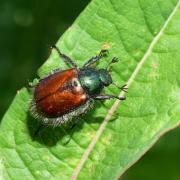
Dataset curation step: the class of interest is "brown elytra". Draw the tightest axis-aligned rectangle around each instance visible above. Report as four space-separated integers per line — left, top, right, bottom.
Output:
34 68 87 118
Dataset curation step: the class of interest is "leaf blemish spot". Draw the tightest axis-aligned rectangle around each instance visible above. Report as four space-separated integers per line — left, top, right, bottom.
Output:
151 62 158 69
153 30 158 35
85 132 96 139
149 62 159 80
133 50 141 58
101 135 112 145
42 155 51 162
35 170 41 176
102 42 110 49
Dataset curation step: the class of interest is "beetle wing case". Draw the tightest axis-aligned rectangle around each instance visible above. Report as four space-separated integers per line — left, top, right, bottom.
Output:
30 68 93 127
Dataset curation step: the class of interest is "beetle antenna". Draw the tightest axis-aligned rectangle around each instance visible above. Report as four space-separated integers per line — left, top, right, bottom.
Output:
106 57 119 70
112 83 128 93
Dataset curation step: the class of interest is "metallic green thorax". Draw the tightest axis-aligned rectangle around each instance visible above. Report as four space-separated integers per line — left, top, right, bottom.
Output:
78 68 112 96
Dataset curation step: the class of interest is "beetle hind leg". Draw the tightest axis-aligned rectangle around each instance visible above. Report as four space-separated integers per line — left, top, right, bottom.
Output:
94 95 126 101
51 45 78 68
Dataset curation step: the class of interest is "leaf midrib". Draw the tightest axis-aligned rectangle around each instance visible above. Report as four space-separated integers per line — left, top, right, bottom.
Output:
70 0 180 179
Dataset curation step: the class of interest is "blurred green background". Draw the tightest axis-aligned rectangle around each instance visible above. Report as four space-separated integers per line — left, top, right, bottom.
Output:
0 0 179 179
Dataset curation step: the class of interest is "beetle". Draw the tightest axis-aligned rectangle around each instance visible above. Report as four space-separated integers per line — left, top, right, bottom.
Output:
30 45 127 127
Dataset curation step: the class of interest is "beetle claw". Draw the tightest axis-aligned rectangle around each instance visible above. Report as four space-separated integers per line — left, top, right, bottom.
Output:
120 84 128 92
99 49 109 58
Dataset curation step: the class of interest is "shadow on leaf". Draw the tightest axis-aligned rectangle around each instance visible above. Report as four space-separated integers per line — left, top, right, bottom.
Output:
26 101 106 147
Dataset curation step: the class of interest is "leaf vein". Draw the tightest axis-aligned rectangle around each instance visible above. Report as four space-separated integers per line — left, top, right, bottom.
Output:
70 0 180 179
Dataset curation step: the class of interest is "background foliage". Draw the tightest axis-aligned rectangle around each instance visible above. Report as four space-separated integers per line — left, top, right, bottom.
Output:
0 0 179 179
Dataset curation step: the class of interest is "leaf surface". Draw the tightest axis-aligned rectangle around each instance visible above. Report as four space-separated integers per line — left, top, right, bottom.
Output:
1 0 180 179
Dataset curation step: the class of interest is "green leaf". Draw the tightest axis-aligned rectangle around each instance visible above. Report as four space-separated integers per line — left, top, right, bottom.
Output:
1 0 180 179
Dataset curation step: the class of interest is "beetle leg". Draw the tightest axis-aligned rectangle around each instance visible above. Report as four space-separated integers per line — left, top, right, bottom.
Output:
112 84 128 92
83 49 109 68
33 124 43 137
119 84 128 92
51 45 78 68
94 95 125 101
106 57 119 70
62 119 80 145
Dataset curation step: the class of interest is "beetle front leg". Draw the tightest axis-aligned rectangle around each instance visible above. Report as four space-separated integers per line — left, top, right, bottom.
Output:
51 45 78 68
94 95 125 101
82 49 109 68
